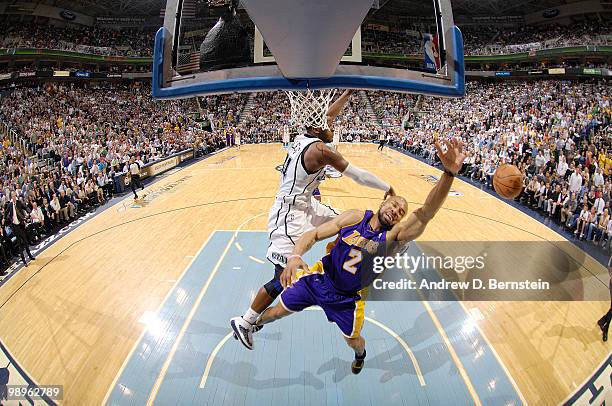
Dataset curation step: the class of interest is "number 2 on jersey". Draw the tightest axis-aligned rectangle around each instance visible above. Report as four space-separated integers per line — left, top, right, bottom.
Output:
342 248 362 275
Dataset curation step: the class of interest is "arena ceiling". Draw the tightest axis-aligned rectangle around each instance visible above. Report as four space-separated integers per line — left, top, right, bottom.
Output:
46 0 583 17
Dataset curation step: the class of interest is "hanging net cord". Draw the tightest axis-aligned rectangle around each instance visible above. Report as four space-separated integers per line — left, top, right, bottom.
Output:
284 89 337 131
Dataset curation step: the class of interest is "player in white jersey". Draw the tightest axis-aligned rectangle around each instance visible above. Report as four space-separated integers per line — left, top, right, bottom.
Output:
332 125 341 148
231 90 396 350
282 125 290 148
235 131 241 149
324 126 343 178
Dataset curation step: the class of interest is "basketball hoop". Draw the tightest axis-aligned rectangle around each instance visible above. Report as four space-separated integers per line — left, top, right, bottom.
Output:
284 89 337 130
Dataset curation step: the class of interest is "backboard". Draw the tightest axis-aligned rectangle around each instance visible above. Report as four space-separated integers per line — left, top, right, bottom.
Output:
152 0 464 99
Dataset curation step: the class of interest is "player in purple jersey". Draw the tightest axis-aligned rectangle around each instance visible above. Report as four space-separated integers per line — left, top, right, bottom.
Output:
231 90 397 351
251 138 466 374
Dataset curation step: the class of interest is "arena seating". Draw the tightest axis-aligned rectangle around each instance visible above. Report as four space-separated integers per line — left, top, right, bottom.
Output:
0 21 155 56
0 78 609 269
0 82 248 269
374 80 611 249
0 18 609 59
359 19 611 56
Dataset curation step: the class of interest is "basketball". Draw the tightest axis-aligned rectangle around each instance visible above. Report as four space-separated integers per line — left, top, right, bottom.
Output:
493 164 523 199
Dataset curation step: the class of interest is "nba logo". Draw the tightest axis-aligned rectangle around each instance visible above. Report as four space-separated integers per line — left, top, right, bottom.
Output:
423 33 441 71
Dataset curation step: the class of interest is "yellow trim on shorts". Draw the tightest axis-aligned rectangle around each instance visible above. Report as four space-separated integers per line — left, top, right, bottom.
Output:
349 300 365 338
349 288 367 338
294 260 325 280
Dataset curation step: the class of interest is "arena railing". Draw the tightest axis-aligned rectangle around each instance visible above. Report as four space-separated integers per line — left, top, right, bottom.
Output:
0 48 152 64
0 119 37 155
0 44 609 66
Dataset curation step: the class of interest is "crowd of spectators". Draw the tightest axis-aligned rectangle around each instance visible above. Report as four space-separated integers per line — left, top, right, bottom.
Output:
0 64 150 75
368 91 416 128
334 92 379 141
463 20 612 55
382 80 611 249
235 91 378 143
0 82 238 272
362 19 611 57
361 28 422 55
0 21 155 56
461 25 500 54
237 92 291 143
0 17 609 60
0 79 609 272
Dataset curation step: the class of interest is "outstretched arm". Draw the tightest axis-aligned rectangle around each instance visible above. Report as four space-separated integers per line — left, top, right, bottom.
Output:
388 139 465 242
304 142 396 199
326 89 354 122
388 172 454 242
280 209 364 288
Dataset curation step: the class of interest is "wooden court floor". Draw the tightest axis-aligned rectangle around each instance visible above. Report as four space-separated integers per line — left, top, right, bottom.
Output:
0 143 609 405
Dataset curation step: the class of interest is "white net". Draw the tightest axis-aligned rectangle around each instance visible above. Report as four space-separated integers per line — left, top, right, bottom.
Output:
284 89 337 131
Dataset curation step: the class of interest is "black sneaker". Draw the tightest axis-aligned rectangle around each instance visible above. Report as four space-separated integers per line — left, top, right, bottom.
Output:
351 349 366 375
598 316 607 329
598 318 610 342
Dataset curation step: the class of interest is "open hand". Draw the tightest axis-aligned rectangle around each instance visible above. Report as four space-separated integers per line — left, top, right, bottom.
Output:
434 138 466 176
280 256 309 288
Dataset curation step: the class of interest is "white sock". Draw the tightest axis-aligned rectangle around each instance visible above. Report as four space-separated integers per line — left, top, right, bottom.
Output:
243 308 260 325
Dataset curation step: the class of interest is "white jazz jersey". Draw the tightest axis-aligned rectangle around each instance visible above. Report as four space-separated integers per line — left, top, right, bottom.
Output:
267 134 339 266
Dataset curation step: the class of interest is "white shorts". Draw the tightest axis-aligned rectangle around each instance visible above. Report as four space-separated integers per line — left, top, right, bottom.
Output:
266 197 339 266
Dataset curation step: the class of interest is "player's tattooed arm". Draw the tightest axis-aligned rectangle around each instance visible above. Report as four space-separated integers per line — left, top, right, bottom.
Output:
389 139 465 242
280 210 364 288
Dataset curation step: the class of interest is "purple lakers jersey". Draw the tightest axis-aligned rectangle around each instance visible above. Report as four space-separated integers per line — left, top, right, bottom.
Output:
322 210 387 295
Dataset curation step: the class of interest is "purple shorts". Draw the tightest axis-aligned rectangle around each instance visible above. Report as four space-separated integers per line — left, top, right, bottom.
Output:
279 261 365 338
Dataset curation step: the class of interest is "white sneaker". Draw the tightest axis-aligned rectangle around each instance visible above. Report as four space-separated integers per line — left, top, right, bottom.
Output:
230 316 254 350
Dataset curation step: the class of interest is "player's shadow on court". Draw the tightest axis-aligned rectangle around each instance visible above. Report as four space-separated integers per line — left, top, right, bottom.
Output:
315 341 454 384
167 344 324 390
187 319 282 341
545 324 602 349
316 301 541 384
162 323 290 387
166 321 325 389
316 306 468 383
208 357 325 390
179 324 322 389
